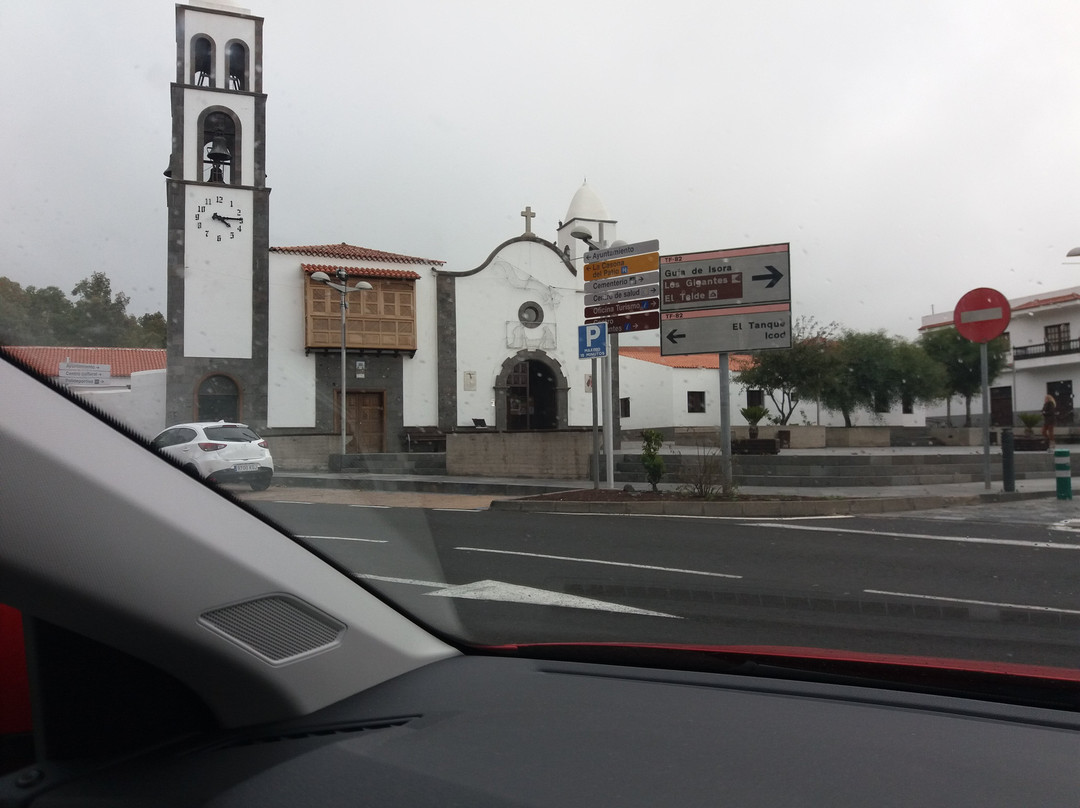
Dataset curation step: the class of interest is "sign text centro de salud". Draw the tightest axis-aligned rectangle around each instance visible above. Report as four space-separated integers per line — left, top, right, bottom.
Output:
659 242 792 356
583 240 661 333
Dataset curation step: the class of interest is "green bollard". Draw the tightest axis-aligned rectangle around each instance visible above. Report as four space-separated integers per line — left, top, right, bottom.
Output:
1055 448 1072 500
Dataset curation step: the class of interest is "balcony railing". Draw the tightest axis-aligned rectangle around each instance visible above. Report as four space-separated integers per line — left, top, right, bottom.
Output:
1013 338 1080 360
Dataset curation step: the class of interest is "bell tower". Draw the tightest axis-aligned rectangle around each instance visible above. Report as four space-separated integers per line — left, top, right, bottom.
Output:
165 1 270 428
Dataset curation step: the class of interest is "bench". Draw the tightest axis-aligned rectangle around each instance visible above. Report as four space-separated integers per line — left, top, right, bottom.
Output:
400 426 446 452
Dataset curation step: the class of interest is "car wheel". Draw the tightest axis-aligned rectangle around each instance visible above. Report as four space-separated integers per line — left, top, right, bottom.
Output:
250 474 272 492
183 463 201 478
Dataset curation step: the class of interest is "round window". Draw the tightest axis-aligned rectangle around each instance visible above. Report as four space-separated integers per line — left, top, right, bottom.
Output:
518 302 544 329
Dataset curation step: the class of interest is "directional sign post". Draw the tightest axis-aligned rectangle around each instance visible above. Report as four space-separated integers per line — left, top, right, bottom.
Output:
581 240 660 489
659 243 791 356
583 240 660 333
954 287 1012 491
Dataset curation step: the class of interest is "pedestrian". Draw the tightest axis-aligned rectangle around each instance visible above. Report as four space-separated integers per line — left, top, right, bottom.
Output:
1042 394 1056 447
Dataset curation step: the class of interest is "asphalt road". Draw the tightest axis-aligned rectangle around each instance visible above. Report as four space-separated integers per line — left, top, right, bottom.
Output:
248 497 1080 670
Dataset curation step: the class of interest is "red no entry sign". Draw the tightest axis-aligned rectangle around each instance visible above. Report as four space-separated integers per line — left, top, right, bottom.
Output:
954 287 1011 343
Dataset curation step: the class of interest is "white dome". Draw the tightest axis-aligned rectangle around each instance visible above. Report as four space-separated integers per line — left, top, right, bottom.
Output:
564 182 611 222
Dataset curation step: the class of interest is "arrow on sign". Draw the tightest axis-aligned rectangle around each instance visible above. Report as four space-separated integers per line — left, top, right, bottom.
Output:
751 265 783 288
666 329 686 345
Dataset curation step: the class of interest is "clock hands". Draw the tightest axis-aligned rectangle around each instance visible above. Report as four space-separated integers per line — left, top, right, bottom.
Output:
211 212 244 228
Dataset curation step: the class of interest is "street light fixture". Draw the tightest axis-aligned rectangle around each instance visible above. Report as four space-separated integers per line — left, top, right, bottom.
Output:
572 227 617 488
311 269 373 459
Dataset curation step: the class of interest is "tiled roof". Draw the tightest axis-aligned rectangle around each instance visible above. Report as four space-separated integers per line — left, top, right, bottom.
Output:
620 345 752 371
2 346 166 377
272 243 444 265
301 264 422 281
1012 292 1080 312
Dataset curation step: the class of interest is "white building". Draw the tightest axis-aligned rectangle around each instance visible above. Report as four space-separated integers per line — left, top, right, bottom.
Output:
921 286 1080 427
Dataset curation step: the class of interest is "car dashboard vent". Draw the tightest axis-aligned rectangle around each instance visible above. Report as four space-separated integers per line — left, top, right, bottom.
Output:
199 594 345 664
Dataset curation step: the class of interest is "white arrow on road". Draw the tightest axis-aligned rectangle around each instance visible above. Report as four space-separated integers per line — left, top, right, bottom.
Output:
358 574 679 618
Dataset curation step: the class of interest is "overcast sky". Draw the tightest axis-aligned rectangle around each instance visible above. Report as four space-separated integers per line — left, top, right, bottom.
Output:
3 0 1079 339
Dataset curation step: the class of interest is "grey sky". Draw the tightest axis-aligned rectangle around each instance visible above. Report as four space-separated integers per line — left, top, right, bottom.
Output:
2 0 1079 339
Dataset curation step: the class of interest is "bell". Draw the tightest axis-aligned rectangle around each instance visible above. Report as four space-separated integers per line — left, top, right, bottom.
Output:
207 134 231 165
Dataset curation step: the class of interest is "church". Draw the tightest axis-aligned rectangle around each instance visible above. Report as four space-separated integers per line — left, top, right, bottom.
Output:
164 1 648 465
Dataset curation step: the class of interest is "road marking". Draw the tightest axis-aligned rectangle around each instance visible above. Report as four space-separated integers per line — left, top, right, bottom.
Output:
296 534 388 543
752 522 1080 550
454 546 742 578
1051 519 1080 533
430 508 487 513
865 589 1080 616
347 504 390 509
360 574 445 588
358 574 678 618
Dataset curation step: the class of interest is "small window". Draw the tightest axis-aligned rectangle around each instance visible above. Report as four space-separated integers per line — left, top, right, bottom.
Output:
518 302 544 329
687 391 706 414
620 397 631 418
746 389 764 408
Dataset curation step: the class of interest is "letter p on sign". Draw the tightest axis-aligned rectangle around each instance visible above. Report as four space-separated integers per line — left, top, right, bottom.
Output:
578 322 608 359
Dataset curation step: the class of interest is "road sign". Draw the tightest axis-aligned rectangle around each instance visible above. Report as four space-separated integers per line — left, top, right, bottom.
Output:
584 297 659 319
583 239 660 264
58 361 111 385
578 322 608 358
583 252 660 283
659 242 791 355
584 284 660 307
583 240 661 332
583 270 659 296
954 287 1011 343
660 243 790 312
586 310 661 333
660 304 792 355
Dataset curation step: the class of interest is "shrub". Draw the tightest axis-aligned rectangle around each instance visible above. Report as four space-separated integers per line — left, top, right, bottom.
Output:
640 429 665 492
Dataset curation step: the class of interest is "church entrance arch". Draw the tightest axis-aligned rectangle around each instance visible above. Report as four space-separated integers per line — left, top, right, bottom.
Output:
494 352 568 431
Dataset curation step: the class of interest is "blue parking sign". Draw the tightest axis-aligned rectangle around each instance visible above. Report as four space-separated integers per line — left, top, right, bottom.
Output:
578 322 608 359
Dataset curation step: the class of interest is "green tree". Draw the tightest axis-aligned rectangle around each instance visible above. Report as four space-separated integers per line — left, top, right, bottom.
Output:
0 273 165 348
69 272 135 346
817 330 941 427
734 317 839 424
919 326 1009 426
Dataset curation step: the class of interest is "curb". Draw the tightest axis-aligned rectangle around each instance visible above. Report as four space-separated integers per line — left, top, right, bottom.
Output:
489 489 1055 518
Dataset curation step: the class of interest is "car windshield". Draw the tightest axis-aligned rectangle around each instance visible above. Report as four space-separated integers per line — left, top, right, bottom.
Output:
203 426 261 442
4 0 1080 686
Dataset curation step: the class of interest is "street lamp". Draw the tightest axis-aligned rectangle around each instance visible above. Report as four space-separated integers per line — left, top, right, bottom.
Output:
572 226 617 488
311 269 373 458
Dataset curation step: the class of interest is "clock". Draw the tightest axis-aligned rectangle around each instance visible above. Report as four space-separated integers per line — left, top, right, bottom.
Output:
192 192 246 244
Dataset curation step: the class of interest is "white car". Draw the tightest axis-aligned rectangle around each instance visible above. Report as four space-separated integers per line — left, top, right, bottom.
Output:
151 421 274 490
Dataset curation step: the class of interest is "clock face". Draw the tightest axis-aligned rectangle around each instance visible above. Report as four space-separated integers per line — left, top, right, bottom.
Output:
192 192 247 245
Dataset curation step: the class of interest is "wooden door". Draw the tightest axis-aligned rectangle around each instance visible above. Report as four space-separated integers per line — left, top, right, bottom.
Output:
336 391 385 452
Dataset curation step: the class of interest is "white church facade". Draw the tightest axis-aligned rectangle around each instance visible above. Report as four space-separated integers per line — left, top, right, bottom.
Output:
166 1 886 469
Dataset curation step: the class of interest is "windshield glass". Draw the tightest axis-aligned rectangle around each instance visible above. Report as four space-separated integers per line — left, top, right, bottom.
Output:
4 0 1080 680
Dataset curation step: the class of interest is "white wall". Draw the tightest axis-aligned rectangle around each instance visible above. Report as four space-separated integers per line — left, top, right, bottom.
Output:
266 252 317 427
78 369 167 440
402 267 439 426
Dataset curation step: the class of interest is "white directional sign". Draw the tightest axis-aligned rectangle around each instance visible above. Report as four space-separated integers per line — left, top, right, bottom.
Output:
660 242 791 355
661 305 791 354
58 361 111 385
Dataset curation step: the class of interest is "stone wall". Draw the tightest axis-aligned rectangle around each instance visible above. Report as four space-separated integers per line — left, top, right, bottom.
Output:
263 433 339 470
447 431 594 479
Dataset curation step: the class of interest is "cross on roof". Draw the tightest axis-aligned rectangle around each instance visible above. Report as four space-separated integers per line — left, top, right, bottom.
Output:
520 206 536 235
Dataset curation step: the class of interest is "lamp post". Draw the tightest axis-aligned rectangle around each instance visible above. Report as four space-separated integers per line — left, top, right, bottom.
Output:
311 270 373 458
572 225 618 489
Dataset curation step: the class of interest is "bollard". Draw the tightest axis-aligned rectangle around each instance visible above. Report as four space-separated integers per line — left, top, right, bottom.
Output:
1055 448 1072 500
1001 428 1015 493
